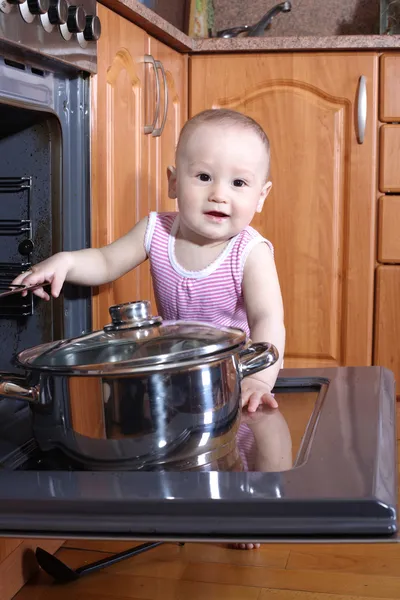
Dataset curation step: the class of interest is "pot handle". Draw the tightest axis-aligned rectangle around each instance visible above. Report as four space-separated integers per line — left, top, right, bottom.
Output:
0 374 39 404
238 342 279 379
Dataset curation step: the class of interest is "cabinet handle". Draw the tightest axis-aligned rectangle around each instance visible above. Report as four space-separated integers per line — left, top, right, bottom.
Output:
152 60 168 138
144 54 160 135
356 75 367 144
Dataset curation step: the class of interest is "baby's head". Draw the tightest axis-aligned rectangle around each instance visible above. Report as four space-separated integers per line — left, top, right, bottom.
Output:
168 109 272 242
176 109 270 179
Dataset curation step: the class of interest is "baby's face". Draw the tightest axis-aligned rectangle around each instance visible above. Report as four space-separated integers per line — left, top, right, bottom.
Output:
170 123 271 244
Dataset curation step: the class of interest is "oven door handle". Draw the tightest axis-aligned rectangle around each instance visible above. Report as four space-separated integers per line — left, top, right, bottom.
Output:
144 55 161 135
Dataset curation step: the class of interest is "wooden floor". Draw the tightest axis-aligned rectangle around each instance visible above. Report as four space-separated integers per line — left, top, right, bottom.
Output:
13 406 400 600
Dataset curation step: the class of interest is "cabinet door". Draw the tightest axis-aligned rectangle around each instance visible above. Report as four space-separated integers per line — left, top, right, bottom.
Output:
144 36 187 310
92 7 188 327
92 4 151 328
190 53 378 367
380 125 400 193
380 54 400 122
147 36 188 215
378 196 400 263
374 266 400 389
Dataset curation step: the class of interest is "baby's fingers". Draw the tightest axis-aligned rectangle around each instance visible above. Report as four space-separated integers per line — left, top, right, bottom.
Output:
50 272 66 298
261 392 278 409
20 277 45 297
32 287 51 301
11 270 32 288
246 392 262 413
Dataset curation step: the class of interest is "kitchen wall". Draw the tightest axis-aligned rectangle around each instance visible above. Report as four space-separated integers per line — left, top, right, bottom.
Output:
214 0 381 36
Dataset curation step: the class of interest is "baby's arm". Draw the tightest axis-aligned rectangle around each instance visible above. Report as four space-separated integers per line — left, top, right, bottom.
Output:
12 216 149 300
242 408 292 472
242 241 285 412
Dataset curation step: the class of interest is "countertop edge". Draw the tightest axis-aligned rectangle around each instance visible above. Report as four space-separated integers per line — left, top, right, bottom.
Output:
99 0 194 52
99 0 400 53
193 35 400 52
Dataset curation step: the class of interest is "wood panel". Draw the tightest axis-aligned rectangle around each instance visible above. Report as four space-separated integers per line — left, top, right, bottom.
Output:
374 265 400 387
0 538 21 564
0 539 62 600
190 53 378 368
380 125 400 193
145 35 187 310
378 196 400 263
147 35 187 215
92 6 188 326
14 535 400 600
380 54 400 122
91 4 149 329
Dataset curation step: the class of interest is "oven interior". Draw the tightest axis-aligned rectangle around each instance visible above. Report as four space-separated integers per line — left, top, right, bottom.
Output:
0 101 63 373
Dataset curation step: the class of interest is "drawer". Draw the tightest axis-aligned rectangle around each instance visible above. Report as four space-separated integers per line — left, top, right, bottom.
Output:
379 125 400 192
378 196 400 263
380 54 400 122
374 266 400 388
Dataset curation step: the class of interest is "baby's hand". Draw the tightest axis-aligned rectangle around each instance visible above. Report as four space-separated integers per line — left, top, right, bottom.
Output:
11 252 72 301
241 375 278 413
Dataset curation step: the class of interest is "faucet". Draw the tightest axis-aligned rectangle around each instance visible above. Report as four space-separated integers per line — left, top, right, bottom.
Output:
217 2 292 38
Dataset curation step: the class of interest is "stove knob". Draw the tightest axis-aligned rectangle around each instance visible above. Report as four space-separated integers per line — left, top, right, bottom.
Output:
48 0 67 24
67 5 86 33
27 0 49 14
83 15 101 41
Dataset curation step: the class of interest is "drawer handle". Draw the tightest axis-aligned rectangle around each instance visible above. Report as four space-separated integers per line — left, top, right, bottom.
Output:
152 60 168 138
144 54 160 135
357 75 367 144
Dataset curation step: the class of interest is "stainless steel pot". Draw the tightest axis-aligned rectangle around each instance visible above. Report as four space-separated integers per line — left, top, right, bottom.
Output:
0 301 279 470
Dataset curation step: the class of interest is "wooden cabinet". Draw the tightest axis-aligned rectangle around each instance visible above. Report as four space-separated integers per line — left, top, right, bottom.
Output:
379 125 400 192
190 53 378 368
147 36 185 216
374 267 400 388
91 4 187 329
378 196 400 263
380 54 400 121
375 54 400 388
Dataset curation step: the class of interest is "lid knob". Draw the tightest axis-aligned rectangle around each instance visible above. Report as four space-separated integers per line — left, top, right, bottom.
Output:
105 301 162 332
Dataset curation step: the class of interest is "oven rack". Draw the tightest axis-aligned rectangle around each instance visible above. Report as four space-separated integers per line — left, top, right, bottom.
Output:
0 262 33 317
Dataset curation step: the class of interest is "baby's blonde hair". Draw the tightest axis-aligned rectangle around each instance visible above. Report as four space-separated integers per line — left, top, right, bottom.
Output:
176 108 271 177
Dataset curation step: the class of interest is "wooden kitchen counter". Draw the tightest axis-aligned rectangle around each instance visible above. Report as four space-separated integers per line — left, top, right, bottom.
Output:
12 403 400 600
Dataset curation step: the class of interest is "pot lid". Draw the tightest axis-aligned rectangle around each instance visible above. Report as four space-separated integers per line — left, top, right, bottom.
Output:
17 301 246 374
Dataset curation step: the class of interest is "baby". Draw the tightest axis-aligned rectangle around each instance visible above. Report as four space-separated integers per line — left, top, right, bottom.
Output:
13 108 284 408
13 109 286 524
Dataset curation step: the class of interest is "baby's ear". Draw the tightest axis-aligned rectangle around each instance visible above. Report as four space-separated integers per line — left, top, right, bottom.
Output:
256 181 272 213
167 166 177 199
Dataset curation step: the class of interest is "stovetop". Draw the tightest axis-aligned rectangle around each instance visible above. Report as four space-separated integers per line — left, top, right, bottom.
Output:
0 367 397 543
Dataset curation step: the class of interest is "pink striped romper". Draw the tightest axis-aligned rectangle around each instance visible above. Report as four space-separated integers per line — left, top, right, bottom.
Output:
144 212 275 470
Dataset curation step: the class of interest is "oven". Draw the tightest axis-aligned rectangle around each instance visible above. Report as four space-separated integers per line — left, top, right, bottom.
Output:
0 0 398 552
0 366 398 544
0 0 99 458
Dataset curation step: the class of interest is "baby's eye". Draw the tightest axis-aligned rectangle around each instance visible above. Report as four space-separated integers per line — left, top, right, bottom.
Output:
233 179 246 188
197 173 211 182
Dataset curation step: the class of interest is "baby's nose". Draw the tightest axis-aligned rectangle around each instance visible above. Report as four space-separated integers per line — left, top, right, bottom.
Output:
209 184 227 203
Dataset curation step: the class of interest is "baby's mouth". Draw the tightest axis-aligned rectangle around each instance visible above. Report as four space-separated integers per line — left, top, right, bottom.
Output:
205 211 229 218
